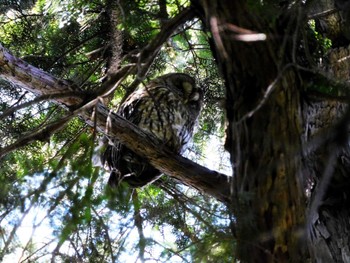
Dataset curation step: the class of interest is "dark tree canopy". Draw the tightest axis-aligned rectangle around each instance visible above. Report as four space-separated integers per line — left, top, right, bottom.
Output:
1 0 350 262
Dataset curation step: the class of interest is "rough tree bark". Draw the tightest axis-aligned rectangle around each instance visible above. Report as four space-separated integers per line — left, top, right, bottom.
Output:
193 0 350 262
304 97 350 262
305 1 350 261
194 0 306 262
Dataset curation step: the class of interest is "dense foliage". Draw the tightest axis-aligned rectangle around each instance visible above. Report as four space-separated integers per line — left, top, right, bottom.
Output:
0 0 232 262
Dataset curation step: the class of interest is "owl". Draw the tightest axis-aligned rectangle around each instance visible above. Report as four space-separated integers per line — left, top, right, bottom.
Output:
102 73 203 187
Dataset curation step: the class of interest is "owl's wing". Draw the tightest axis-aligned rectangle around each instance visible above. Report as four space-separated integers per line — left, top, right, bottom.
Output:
104 87 162 187
103 88 148 167
102 73 202 188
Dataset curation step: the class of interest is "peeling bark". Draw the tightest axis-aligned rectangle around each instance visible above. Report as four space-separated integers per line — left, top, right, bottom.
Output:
304 98 350 262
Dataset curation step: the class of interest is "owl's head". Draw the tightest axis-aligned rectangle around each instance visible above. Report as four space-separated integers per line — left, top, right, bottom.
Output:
156 73 203 116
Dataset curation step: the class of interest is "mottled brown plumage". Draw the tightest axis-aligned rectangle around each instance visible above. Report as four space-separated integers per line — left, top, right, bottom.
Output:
102 73 203 187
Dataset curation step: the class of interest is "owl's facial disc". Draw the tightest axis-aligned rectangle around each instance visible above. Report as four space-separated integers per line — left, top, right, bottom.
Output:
182 81 194 97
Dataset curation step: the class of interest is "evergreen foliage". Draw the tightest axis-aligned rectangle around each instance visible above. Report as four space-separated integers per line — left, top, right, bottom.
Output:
0 0 230 262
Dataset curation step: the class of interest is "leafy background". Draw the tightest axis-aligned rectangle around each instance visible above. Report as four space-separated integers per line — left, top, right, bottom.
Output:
0 0 234 262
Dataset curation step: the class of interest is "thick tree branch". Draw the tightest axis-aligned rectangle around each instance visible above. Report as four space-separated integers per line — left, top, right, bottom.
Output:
0 45 83 107
0 43 232 203
88 104 232 203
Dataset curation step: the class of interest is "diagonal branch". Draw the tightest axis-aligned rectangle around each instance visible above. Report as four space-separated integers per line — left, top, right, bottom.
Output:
0 113 73 159
87 103 232 203
0 18 232 203
0 92 83 120
0 45 82 107
93 7 196 99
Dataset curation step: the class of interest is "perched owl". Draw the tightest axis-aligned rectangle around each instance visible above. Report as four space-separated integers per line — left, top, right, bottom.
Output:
102 73 203 187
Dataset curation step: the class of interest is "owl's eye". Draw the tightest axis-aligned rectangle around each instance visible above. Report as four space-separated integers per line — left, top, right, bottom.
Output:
182 81 193 97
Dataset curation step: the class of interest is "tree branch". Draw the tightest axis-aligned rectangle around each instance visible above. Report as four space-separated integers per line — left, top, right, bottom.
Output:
0 44 82 107
0 114 73 159
93 7 196 99
0 43 232 203
0 92 83 120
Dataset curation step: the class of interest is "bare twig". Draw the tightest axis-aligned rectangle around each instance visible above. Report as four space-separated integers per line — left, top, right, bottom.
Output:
237 63 294 123
0 114 73 158
0 92 82 120
132 191 146 263
93 7 196 99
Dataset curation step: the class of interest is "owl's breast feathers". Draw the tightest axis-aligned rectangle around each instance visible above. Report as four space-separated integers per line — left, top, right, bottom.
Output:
103 73 202 187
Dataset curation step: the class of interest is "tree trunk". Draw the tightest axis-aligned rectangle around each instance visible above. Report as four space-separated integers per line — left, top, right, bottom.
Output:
195 1 307 261
304 69 350 262
195 0 350 261
303 0 350 256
